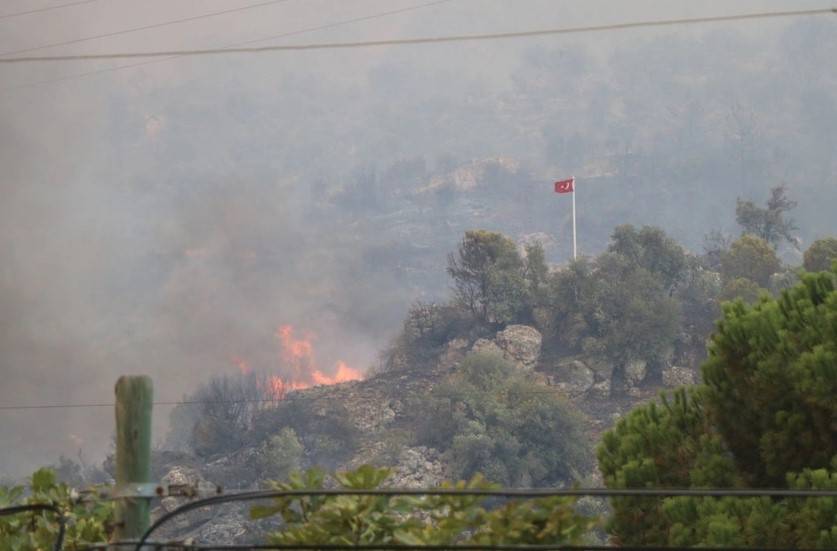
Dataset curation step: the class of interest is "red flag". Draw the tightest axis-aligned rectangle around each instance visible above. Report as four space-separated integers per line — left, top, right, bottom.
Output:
554 177 575 193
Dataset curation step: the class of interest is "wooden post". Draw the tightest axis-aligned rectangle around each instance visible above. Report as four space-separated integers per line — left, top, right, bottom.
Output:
112 376 153 546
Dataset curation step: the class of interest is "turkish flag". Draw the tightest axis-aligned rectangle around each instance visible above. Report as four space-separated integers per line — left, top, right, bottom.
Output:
554 177 574 193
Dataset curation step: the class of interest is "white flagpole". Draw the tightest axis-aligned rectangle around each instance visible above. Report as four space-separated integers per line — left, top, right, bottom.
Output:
572 176 577 260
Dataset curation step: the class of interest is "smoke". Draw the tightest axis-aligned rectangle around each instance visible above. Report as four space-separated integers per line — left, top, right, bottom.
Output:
1 0 836 477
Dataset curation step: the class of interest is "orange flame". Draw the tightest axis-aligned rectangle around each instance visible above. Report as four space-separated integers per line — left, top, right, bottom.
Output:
232 357 251 375
239 325 362 403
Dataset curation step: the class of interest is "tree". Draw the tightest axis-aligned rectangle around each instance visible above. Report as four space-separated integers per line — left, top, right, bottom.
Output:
259 428 304 480
583 253 681 367
447 230 526 325
703 267 837 483
803 237 837 272
735 184 798 248
719 277 762 304
522 241 550 317
252 465 595 548
544 258 596 353
702 230 732 271
608 225 688 291
419 352 591 487
598 266 837 547
719 234 781 287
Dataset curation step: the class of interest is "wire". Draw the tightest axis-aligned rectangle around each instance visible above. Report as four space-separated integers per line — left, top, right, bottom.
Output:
124 546 837 551
1 6 835 64
0 398 300 411
0 0 295 58
136 486 837 551
0 384 604 411
0 0 455 93
0 0 97 21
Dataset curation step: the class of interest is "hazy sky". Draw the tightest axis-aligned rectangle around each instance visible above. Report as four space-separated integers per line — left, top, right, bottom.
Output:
1 0 835 477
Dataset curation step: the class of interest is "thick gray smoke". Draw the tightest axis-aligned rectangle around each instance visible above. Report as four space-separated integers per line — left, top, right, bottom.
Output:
1 0 835 477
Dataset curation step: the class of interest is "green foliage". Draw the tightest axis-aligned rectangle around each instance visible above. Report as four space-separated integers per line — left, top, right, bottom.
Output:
720 234 781 287
804 237 837 272
384 301 473 371
546 256 681 368
674 259 722 350
253 465 596 547
598 388 739 545
735 184 798 248
581 253 681 365
608 224 688 291
719 276 763 304
254 395 359 470
0 468 113 551
259 428 304 481
447 230 527 325
420 352 591 486
599 266 837 547
703 267 837 484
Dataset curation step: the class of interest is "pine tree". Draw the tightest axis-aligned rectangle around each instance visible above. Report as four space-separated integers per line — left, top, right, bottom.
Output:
598 264 837 547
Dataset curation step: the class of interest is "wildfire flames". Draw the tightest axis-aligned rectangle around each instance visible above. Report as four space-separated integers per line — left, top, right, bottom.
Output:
233 324 363 401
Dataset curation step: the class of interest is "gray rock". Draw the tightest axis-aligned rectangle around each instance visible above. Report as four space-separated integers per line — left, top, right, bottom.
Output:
585 356 614 381
471 338 504 357
389 446 446 488
662 366 696 387
589 379 611 399
494 325 542 369
624 360 648 387
550 360 594 396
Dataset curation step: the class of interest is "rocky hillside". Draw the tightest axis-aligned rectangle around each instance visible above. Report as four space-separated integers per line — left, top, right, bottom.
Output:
145 322 698 542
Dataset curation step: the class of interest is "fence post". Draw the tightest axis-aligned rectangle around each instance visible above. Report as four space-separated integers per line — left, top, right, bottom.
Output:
112 376 153 548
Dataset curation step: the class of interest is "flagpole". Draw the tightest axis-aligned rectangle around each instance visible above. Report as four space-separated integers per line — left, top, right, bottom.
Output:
572 176 577 260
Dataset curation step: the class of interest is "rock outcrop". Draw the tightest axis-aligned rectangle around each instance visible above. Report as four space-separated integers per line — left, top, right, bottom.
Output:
389 447 446 488
662 366 697 387
549 359 595 396
493 325 542 369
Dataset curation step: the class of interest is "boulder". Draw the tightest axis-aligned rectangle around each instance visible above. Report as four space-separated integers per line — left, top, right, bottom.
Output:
471 338 504 357
153 466 214 534
494 325 542 369
589 379 611 399
438 338 469 371
662 366 697 387
389 446 446 488
550 360 595 396
584 356 614 382
624 359 648 387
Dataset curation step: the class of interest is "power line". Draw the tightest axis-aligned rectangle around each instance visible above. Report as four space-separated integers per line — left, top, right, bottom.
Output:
0 0 97 21
0 385 590 411
0 397 300 411
0 0 294 58
0 0 456 93
1 6 835 64
136 486 837 551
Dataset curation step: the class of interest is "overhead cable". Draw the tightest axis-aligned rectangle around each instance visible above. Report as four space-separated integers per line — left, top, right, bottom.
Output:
1 6 835 64
0 386 611 411
0 0 97 21
0 0 295 58
135 486 837 551
0 0 456 92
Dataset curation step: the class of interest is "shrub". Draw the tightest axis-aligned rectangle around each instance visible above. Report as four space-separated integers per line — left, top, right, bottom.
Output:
0 468 113 551
420 352 591 486
252 465 596 547
803 237 837 272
